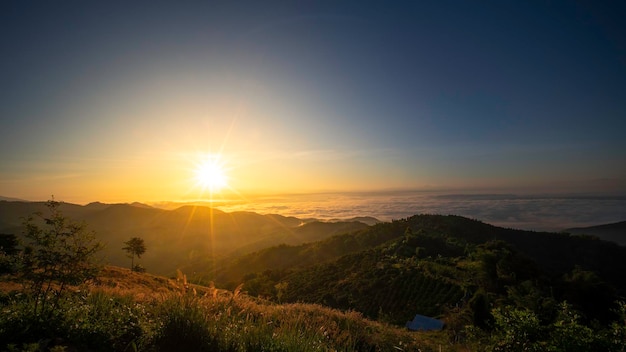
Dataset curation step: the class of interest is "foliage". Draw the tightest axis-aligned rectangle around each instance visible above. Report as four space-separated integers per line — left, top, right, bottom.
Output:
0 289 149 351
489 306 544 352
0 233 19 274
475 301 625 352
123 237 147 271
19 200 103 315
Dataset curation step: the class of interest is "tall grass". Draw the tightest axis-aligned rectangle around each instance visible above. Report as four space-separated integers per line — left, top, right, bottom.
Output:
150 293 435 352
1 287 441 351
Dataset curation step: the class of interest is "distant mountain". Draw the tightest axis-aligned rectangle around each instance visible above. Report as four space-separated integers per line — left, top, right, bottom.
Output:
130 201 154 209
85 202 112 211
0 196 28 202
148 200 230 210
0 200 370 275
328 216 380 226
565 221 626 246
226 220 369 257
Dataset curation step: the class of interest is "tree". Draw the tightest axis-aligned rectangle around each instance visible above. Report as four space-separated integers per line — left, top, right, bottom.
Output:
123 237 146 271
20 199 103 315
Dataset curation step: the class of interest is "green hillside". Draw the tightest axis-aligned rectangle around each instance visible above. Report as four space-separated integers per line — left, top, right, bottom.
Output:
209 215 626 332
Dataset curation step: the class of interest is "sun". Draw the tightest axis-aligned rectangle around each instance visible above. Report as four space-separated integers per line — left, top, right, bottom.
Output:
194 155 228 193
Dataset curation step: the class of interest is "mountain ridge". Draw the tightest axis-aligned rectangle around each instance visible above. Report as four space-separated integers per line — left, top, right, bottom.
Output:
565 220 626 246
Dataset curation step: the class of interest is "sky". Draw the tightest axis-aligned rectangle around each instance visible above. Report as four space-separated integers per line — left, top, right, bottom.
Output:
1 0 625 203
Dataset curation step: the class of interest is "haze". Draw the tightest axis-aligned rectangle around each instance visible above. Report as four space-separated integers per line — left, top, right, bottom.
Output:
1 1 625 204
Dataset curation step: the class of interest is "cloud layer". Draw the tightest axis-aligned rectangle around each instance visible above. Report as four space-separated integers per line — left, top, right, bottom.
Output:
216 192 626 232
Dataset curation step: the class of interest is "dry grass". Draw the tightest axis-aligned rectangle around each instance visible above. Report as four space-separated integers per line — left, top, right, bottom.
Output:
89 266 182 300
1 266 180 300
1 266 457 351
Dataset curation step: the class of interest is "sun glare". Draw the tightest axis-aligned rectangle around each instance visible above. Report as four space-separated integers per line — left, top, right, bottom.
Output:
194 155 228 193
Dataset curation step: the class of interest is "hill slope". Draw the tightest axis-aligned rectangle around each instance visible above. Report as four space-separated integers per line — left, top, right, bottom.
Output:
209 214 626 327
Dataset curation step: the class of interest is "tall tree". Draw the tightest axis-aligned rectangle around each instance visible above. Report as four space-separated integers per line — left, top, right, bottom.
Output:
123 237 146 271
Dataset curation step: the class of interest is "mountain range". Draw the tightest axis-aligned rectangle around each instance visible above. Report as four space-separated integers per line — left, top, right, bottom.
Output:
0 200 368 275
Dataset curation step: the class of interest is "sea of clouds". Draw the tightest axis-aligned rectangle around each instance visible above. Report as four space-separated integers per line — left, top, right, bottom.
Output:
216 191 626 232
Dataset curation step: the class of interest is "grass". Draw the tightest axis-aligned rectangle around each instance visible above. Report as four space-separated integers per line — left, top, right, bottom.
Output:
0 266 451 351
152 294 431 351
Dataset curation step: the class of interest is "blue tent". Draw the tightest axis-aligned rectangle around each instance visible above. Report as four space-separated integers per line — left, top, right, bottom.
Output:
405 314 445 331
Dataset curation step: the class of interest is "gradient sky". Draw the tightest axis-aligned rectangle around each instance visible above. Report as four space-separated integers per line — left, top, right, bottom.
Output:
1 1 625 203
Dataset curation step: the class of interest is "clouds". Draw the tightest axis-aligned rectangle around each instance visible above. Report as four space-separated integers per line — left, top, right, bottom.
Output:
217 192 626 232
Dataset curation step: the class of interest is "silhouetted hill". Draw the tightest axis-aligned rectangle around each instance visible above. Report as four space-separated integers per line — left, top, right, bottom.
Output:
85 201 112 210
329 216 381 226
565 221 626 246
0 201 371 275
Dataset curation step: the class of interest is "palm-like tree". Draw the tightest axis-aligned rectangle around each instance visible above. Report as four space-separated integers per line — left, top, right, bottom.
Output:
122 237 146 270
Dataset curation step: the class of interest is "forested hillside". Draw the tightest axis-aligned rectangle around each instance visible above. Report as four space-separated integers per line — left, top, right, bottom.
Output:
207 215 626 336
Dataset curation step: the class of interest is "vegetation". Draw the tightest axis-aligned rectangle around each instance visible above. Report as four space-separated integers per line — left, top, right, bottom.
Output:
1 205 625 351
123 237 147 272
0 267 438 351
1 266 623 351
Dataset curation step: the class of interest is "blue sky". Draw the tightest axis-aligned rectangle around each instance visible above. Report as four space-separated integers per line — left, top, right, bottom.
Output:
1 1 625 202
